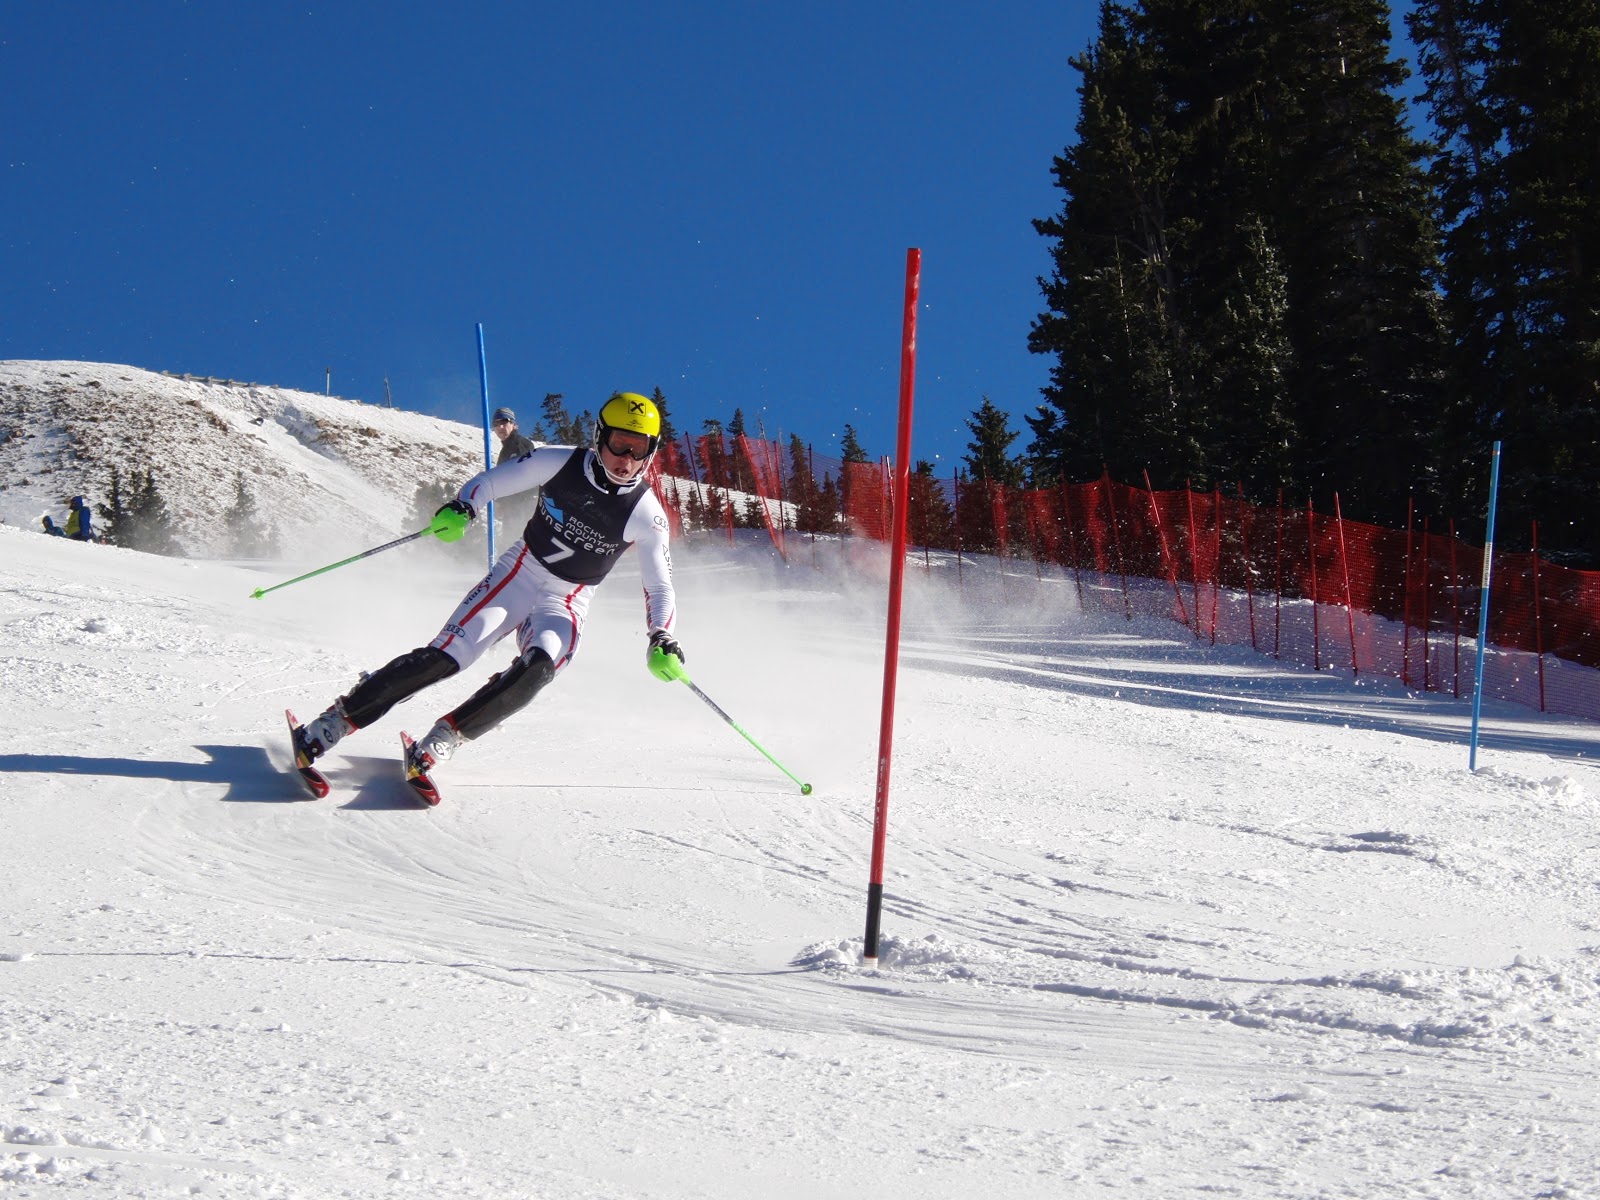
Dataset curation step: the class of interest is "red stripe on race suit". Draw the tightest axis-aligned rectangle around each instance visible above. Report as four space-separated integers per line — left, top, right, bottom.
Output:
641 586 674 633
439 544 529 654
555 583 586 671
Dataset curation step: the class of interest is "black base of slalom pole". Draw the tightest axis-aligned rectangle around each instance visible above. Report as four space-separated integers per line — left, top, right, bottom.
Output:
863 882 884 962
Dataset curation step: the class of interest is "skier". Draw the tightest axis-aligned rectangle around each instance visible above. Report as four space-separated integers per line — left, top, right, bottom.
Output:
290 392 685 802
40 515 66 537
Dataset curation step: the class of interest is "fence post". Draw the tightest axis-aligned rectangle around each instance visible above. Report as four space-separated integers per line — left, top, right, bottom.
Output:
990 480 1007 600
1185 481 1202 640
1027 492 1043 581
1208 485 1222 643
682 433 702 540
1334 493 1359 677
1402 496 1414 688
1236 483 1258 652
806 444 819 569
1531 520 1547 712
1308 500 1321 671
773 436 791 538
1469 441 1504 771
1144 469 1192 628
953 469 965 590
1104 469 1131 621
1062 480 1086 609
838 453 850 570
1449 519 1462 698
1274 488 1285 659
920 475 933 572
1422 518 1432 692
723 438 736 546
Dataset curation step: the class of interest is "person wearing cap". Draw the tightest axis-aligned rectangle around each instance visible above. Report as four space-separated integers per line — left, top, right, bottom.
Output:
290 391 685 801
64 496 96 542
489 407 539 537
491 407 535 465
41 515 66 537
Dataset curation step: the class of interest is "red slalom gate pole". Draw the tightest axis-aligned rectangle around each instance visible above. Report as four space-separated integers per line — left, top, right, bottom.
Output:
863 248 920 964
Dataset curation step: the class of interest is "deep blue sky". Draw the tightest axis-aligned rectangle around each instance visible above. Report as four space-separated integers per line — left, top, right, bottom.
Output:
3 3 1420 470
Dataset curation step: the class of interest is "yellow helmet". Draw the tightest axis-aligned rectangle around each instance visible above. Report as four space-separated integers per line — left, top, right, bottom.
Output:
596 392 661 440
592 392 662 482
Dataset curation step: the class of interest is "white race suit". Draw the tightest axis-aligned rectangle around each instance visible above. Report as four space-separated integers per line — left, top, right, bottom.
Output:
429 445 676 679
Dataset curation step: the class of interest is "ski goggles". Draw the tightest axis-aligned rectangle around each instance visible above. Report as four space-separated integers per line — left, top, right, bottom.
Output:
600 427 653 461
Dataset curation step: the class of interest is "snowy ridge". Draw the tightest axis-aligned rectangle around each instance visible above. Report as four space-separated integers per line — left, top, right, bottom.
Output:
0 360 484 553
4 522 1600 1196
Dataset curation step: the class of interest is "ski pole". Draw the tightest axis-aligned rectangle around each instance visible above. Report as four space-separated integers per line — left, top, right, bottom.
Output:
679 675 812 795
248 527 433 599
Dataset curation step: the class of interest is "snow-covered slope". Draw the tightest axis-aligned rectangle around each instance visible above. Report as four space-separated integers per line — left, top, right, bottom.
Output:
0 360 484 554
4 522 1599 1197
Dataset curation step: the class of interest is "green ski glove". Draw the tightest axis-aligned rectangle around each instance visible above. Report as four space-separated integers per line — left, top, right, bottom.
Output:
647 630 687 682
429 500 474 543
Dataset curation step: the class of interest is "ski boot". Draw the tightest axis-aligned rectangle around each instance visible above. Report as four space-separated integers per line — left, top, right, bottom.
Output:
401 720 462 808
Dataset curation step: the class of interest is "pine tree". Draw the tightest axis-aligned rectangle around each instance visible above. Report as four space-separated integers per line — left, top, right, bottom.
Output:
128 469 181 556
1258 0 1446 523
97 465 131 547
815 472 842 534
700 419 729 488
910 461 956 550
786 435 810 527
741 493 767 530
727 408 755 492
684 486 706 533
573 407 596 445
954 469 1000 554
1411 0 1600 561
963 397 1026 487
1032 0 1445 521
1200 214 1298 499
542 393 591 446
1029 3 1199 489
222 472 275 558
839 424 870 464
703 485 726 531
651 387 676 445
787 435 821 532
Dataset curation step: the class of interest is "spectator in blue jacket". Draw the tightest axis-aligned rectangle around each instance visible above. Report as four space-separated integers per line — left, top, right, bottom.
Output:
64 495 95 542
41 515 66 537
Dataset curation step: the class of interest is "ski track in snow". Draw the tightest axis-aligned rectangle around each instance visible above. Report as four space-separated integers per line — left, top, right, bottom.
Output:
4 525 1600 1198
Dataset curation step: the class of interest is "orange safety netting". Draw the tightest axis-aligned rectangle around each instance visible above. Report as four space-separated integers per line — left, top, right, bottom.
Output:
650 442 1600 722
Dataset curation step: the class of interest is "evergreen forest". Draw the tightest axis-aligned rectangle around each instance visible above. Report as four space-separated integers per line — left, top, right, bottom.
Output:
1025 0 1599 566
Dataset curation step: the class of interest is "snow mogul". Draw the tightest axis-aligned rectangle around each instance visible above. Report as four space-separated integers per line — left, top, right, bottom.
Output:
289 391 684 803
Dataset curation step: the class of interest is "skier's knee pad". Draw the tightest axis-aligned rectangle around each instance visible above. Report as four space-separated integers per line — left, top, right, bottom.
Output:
448 648 556 741
343 645 460 728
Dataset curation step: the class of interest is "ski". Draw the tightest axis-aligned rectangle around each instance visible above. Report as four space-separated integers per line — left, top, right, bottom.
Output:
400 731 442 807
285 709 330 799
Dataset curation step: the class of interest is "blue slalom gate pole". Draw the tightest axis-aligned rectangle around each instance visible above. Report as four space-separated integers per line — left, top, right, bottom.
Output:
477 323 495 567
1468 441 1503 771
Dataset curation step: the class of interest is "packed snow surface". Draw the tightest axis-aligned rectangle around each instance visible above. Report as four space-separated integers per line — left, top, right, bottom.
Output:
3 525 1599 1198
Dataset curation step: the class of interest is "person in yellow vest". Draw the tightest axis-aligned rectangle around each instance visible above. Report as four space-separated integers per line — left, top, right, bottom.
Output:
63 496 96 542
